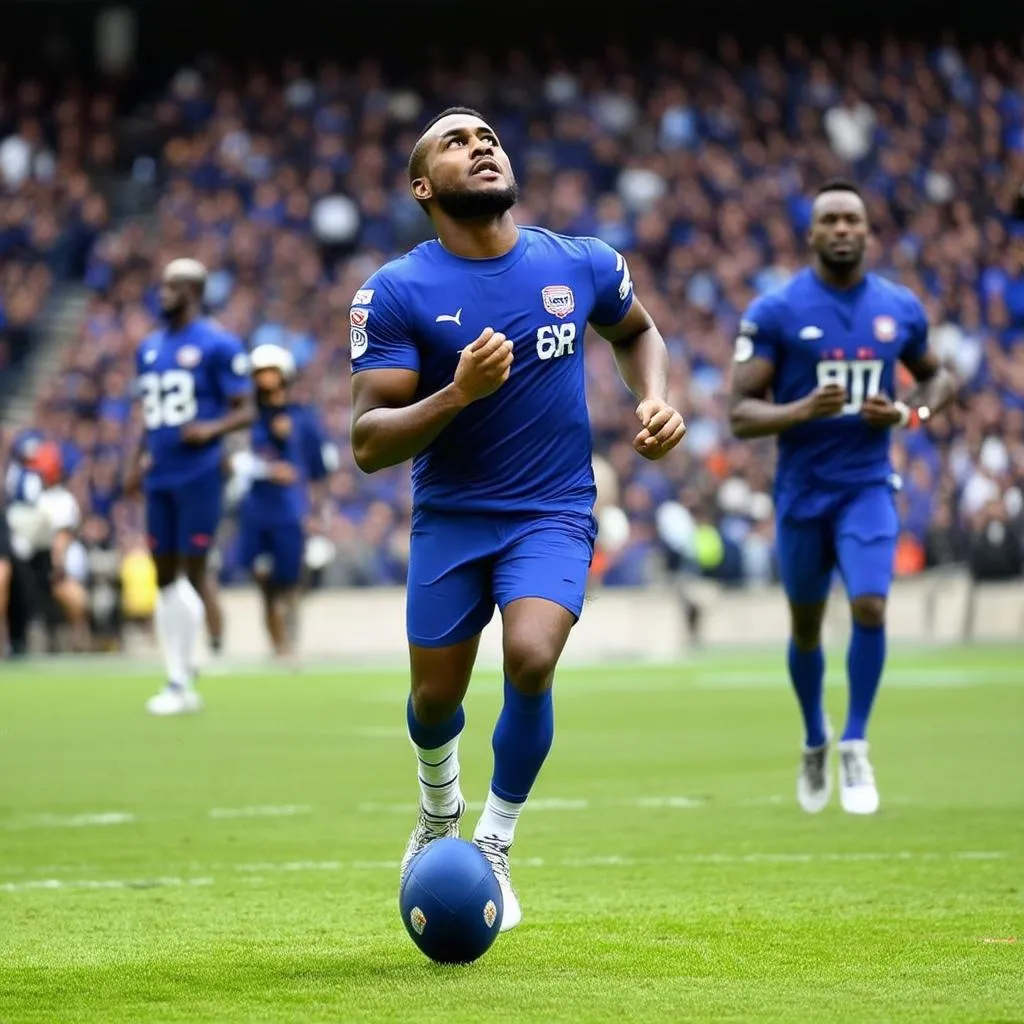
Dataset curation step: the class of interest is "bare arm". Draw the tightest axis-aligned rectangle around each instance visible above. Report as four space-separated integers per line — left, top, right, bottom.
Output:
901 350 958 418
860 349 959 428
182 392 256 445
592 298 685 460
591 299 668 402
350 369 469 474
351 327 514 474
729 357 845 438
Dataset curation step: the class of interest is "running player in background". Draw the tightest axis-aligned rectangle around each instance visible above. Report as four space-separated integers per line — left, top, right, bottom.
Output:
729 179 957 815
124 259 254 715
349 107 686 930
231 343 337 664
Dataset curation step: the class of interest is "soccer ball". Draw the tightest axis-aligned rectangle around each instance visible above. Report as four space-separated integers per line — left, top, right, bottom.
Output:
399 838 503 964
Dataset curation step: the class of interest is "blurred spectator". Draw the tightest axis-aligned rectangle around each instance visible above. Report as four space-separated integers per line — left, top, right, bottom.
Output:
10 37 1024 598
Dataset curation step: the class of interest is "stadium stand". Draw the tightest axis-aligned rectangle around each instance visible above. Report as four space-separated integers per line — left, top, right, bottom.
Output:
6 38 1024 630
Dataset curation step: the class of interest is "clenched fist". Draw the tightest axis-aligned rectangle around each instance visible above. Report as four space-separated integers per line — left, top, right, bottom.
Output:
453 327 514 404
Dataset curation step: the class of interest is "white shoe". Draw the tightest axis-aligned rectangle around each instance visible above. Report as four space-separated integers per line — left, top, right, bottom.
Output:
475 834 522 932
797 736 832 814
146 684 203 716
838 739 880 815
400 799 466 881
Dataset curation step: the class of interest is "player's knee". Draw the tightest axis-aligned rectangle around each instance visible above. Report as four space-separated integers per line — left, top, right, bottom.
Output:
789 604 825 650
851 595 886 629
154 557 177 590
409 680 461 726
503 639 559 696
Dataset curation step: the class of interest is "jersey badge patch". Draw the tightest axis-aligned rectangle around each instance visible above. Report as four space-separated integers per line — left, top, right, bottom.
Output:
177 345 202 368
873 315 897 342
542 285 575 319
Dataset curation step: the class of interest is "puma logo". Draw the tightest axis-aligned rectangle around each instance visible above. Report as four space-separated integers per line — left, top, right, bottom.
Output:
435 309 463 325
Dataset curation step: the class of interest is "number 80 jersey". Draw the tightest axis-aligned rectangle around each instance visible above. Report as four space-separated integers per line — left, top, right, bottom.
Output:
135 319 252 487
736 267 929 510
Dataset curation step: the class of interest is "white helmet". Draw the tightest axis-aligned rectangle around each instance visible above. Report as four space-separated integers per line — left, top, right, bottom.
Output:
249 343 296 382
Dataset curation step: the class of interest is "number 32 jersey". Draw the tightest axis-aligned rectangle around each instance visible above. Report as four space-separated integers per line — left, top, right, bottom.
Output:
135 319 251 487
349 227 634 516
736 267 929 516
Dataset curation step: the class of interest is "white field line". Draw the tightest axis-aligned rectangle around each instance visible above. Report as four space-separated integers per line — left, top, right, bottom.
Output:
207 805 311 819
0 850 1009 893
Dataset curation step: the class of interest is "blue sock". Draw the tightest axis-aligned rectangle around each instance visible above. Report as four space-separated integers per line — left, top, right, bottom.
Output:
843 623 886 742
490 679 554 803
787 641 827 748
406 696 464 749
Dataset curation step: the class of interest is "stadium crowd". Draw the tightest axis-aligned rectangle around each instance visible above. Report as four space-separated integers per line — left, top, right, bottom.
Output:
3 35 1024 650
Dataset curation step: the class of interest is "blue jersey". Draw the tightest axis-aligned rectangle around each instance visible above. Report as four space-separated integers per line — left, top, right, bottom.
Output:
242 403 335 525
738 268 929 517
349 227 634 515
135 319 251 487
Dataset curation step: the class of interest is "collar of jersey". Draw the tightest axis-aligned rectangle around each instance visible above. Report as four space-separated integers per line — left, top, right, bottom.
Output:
428 228 530 274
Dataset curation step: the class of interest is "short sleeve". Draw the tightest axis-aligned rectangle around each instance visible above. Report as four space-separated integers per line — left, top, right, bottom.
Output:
586 237 635 326
348 275 420 374
734 294 784 366
900 294 930 366
215 332 253 398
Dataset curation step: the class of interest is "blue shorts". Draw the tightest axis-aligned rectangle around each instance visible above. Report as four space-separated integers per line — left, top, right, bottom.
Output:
145 467 223 559
239 519 304 587
407 511 597 648
777 483 898 605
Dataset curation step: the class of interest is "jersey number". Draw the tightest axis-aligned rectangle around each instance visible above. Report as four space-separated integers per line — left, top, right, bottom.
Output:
816 359 883 415
139 370 198 429
536 322 577 361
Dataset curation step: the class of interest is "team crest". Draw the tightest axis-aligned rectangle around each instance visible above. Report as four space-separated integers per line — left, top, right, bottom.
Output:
542 285 575 319
177 345 202 368
873 315 898 342
350 307 369 328
483 900 498 929
409 907 427 935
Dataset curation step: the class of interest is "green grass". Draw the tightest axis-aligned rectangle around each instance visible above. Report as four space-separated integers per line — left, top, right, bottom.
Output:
1 645 1022 1023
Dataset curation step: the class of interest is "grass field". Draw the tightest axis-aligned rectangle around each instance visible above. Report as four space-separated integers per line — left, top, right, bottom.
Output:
1 645 1022 1023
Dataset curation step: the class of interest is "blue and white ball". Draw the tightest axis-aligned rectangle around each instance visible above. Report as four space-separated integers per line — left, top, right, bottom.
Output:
399 838 503 964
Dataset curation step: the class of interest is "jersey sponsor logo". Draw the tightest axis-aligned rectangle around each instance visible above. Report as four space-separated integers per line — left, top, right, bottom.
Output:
541 285 575 319
738 319 758 337
350 307 369 327
799 325 824 341
353 289 374 305
350 326 368 359
873 315 897 342
177 345 202 368
733 336 755 362
434 308 462 325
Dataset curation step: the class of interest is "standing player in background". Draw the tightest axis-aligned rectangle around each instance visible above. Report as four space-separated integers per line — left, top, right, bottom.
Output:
729 180 957 815
349 107 686 930
124 259 255 715
231 343 337 664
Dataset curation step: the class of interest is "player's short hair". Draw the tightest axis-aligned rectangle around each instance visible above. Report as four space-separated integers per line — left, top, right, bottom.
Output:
815 178 865 202
407 106 488 185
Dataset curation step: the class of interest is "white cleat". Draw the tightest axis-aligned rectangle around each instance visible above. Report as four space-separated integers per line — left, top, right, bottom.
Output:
399 799 466 881
838 739 880 815
146 684 203 716
797 738 832 814
475 835 522 932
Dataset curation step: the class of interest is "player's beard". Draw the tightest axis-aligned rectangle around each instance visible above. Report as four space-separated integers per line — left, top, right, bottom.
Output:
433 181 519 220
819 241 866 275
